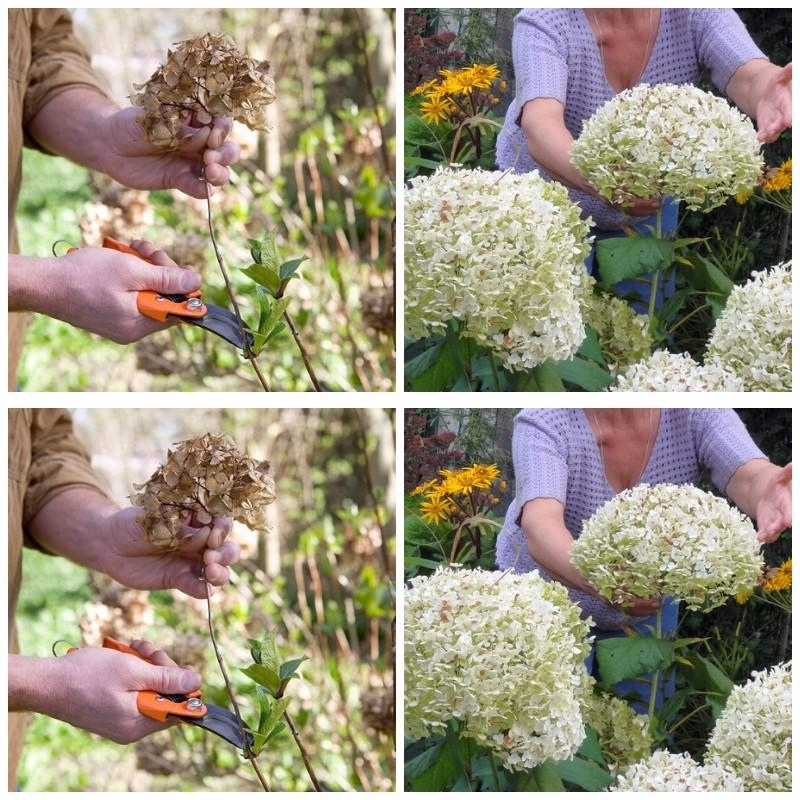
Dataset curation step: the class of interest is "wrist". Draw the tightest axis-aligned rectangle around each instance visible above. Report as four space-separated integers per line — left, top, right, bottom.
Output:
9 254 63 314
9 654 63 714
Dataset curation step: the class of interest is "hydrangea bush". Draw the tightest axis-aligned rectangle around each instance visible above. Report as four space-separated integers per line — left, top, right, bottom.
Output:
571 83 763 211
583 692 652 773
404 566 592 770
610 750 743 792
405 167 592 371
571 483 763 611
610 350 744 392
706 662 792 791
706 262 792 392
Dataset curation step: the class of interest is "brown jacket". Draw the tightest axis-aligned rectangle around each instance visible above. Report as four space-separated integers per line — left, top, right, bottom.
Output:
9 9 109 387
9 409 108 789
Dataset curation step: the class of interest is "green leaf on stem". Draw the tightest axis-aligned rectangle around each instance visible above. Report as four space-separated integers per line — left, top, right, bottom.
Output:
279 256 308 282
555 356 612 391
248 237 262 265
680 652 734 700
405 737 445 780
260 230 279 273
279 655 309 681
532 760 566 791
244 263 281 295
553 756 612 790
242 663 281 695
596 236 674 288
596 636 674 688
577 326 605 364
248 637 263 665
577 726 606 765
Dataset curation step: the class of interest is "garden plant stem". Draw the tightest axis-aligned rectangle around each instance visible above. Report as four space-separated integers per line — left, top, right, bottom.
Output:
647 603 664 724
201 168 271 392
280 308 322 391
647 205 663 323
280 708 323 791
488 751 501 791
202 571 271 791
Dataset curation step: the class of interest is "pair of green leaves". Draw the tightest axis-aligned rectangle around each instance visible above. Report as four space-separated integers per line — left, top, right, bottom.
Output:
244 232 308 356
242 631 308 755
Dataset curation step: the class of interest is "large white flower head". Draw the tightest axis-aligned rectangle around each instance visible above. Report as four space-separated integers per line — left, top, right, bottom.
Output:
610 350 744 392
706 262 792 392
583 691 652 774
404 566 592 770
404 166 592 371
706 661 792 791
571 83 763 211
570 483 763 611
610 750 743 791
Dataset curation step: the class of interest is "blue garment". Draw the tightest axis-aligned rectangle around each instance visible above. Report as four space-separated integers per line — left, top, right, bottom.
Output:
585 198 679 313
584 597 679 715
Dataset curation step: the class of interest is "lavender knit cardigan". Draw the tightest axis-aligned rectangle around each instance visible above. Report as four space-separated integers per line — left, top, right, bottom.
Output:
495 409 765 629
496 8 765 230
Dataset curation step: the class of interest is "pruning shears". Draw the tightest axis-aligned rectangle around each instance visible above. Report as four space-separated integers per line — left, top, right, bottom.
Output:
69 237 254 351
65 637 254 751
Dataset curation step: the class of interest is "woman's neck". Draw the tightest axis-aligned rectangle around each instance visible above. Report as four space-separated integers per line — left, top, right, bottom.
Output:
585 408 652 429
589 8 650 28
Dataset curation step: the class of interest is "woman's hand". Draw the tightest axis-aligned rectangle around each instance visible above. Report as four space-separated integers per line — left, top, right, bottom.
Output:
100 507 240 598
615 595 663 618
755 63 792 143
10 642 199 743
755 463 792 543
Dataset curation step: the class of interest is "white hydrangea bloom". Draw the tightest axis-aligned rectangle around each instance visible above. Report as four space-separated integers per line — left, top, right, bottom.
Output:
571 83 763 211
706 262 792 392
706 662 792 791
610 350 744 392
570 483 763 611
404 566 592 771
405 166 592 371
611 750 744 791
583 692 652 774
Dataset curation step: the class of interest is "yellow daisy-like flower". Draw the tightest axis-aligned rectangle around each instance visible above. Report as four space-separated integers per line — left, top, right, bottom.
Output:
762 158 792 193
439 471 472 496
411 78 439 97
467 463 501 489
734 586 754 605
762 558 792 592
468 63 501 89
419 94 455 124
419 495 456 524
411 478 439 497
735 186 755 205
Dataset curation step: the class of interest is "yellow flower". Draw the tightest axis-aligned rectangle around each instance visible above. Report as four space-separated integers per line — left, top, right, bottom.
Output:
762 558 792 592
761 158 792 193
411 478 439 497
411 78 439 97
419 94 455 124
467 463 501 489
735 586 754 605
735 186 755 205
467 63 501 89
419 495 455 524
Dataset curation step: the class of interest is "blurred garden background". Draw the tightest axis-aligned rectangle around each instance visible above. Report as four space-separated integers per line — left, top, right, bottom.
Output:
17 408 395 791
404 406 791 783
404 9 791 391
17 8 395 391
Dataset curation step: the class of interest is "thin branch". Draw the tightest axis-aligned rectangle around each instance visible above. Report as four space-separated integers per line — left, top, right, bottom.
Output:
281 709 323 792
201 168 271 391
202 571 271 791
281 309 323 391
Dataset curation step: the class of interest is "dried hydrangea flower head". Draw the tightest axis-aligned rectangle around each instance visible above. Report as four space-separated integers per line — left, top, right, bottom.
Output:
405 566 592 771
611 750 743 791
706 262 792 392
571 483 763 611
131 433 276 549
405 166 592 371
610 349 744 392
131 33 276 149
706 661 792 791
571 83 763 211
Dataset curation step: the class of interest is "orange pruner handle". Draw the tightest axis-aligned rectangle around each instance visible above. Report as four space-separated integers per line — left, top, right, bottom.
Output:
66 636 207 723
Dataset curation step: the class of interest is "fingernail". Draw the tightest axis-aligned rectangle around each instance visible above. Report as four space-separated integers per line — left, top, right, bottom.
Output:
180 272 201 292
181 671 201 692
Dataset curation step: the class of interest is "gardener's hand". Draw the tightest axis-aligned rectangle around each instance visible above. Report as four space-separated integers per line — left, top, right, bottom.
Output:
9 244 199 343
98 107 241 198
616 595 663 618
15 643 200 743
100 506 239 598
755 63 792 143
755 463 792 543
614 195 663 218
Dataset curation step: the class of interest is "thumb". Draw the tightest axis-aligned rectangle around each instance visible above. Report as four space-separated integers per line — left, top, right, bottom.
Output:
141 664 202 695
137 263 202 295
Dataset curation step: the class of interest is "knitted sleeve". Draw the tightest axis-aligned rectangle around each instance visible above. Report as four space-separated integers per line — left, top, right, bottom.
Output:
691 409 767 492
691 9 768 92
512 10 570 111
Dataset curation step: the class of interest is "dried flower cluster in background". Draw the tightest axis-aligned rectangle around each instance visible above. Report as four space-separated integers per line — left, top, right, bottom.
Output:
131 433 276 549
131 33 277 148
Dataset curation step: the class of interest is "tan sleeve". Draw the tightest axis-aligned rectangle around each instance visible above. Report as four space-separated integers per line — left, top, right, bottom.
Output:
22 409 109 534
23 9 111 146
